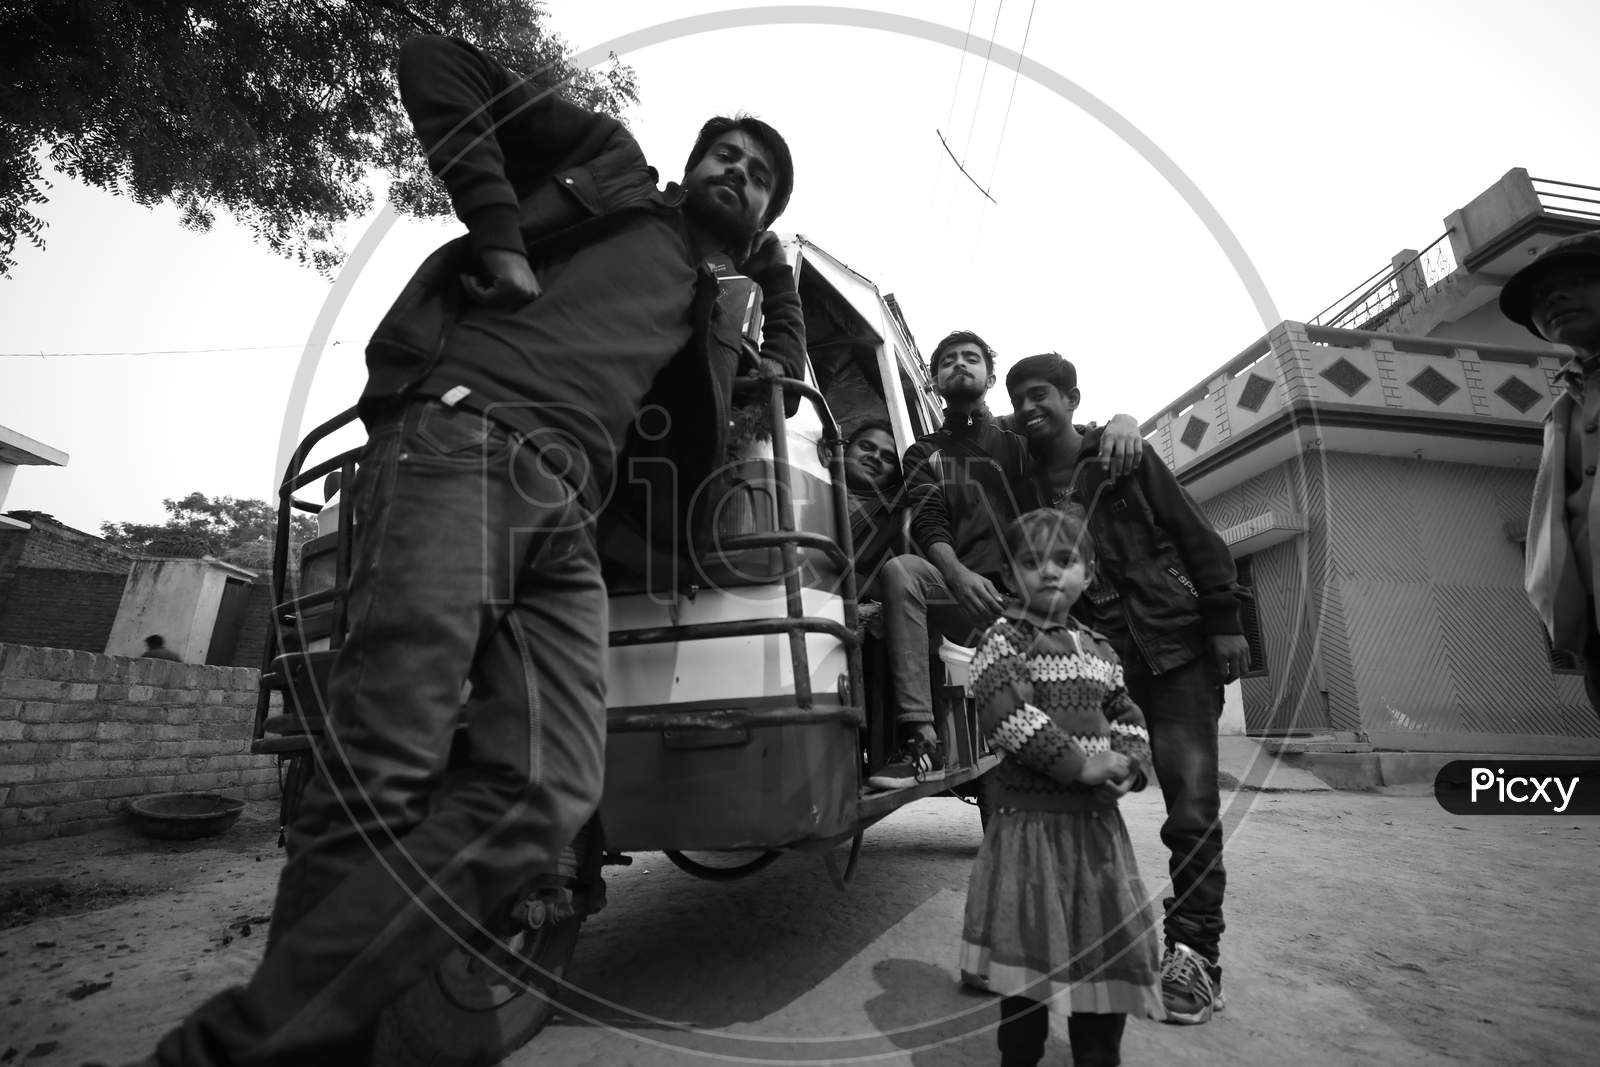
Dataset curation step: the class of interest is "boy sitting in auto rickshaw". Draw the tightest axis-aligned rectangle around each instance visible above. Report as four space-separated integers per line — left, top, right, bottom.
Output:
842 418 905 592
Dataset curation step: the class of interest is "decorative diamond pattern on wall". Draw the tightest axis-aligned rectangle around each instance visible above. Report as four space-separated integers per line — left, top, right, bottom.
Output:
1237 373 1273 412
1180 416 1210 451
1408 366 1460 406
1494 375 1543 414
1320 358 1371 397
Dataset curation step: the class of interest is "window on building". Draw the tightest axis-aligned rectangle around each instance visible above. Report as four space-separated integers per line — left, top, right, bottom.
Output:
1237 555 1268 678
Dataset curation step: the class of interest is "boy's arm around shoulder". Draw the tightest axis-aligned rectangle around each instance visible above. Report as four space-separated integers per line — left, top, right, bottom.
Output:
970 621 1092 787
1132 441 1245 637
397 34 643 260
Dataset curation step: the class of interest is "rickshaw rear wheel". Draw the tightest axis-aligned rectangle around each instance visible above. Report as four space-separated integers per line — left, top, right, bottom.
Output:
371 907 583 1067
663 849 782 881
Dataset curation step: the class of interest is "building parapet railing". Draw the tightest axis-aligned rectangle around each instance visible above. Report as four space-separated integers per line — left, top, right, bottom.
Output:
1308 232 1459 332
1141 321 1564 444
1532 177 1600 222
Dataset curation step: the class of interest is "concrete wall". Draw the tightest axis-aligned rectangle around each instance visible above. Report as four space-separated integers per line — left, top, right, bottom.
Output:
104 558 249 662
1199 452 1600 750
1321 453 1597 749
0 643 279 845
1425 298 1568 352
1203 461 1337 734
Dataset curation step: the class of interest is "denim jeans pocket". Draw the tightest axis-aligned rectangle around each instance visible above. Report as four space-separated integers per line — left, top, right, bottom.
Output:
408 403 512 467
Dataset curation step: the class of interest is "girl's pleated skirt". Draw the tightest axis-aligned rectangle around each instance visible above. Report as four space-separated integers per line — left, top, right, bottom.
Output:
959 807 1164 1020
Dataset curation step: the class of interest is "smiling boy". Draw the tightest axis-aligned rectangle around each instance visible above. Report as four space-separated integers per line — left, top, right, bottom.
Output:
1006 352 1247 1027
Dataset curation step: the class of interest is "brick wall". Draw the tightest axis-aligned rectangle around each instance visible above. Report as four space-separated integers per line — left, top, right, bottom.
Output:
0 568 129 652
231 578 277 671
1 512 133 574
0 642 280 845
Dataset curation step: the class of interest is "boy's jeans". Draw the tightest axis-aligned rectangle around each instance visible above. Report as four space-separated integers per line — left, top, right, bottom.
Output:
880 554 991 728
151 401 609 1065
1124 653 1226 966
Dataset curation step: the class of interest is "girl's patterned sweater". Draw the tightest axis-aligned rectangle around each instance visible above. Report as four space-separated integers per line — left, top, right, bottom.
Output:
970 611 1154 813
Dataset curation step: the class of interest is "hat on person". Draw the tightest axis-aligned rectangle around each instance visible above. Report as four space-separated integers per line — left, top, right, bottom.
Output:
1498 231 1600 337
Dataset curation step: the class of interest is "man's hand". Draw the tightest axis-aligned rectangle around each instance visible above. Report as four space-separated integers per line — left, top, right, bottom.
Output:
461 249 541 307
739 230 785 275
946 564 1007 622
1099 414 1144 478
1209 633 1251 684
746 356 787 380
1079 750 1132 786
1093 772 1139 801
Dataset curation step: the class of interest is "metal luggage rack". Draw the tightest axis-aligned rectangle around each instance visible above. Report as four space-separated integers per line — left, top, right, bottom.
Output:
606 374 866 736
253 377 867 752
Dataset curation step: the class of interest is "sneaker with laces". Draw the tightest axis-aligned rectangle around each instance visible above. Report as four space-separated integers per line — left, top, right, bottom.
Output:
1160 943 1217 1025
867 736 945 791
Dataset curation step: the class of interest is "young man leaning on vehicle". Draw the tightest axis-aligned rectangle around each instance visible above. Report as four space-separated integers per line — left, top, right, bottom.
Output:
127 33 804 1067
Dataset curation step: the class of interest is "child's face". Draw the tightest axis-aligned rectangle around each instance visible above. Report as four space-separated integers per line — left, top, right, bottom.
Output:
1011 541 1090 617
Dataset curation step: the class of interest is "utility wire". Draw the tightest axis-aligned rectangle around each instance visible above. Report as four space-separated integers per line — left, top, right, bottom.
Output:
944 0 981 133
984 0 1039 191
0 341 354 358
959 0 1007 167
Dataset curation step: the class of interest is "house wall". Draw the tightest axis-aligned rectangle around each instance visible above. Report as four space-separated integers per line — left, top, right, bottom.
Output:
1202 461 1341 733
1196 452 1599 749
0 643 279 845
1321 453 1596 750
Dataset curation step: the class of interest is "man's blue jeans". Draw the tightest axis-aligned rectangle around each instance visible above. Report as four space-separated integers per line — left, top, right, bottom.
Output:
152 401 609 1065
1124 653 1226 966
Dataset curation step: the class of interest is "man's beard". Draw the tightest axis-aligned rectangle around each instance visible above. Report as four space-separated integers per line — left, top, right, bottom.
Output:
940 374 986 404
685 182 759 249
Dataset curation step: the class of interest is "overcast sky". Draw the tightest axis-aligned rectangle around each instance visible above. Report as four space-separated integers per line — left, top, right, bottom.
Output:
3 0 1597 534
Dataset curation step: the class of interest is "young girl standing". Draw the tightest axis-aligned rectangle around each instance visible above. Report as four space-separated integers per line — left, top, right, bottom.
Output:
960 509 1164 1067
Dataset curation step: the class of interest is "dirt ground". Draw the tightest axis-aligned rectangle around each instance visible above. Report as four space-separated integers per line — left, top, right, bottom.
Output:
0 786 1596 1066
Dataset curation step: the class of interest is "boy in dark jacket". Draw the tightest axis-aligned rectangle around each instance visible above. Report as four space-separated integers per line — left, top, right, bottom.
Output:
138 33 803 1067
1007 352 1249 1027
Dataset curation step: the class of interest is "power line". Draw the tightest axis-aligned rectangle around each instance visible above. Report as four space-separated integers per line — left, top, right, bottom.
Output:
944 0 981 134
984 0 1040 192
0 340 355 358
959 0 1008 167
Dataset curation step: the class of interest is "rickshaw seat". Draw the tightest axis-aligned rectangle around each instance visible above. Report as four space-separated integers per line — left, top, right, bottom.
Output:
938 638 975 694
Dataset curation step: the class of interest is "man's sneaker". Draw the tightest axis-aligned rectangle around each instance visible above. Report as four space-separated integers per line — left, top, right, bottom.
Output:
1160 943 1217 1025
867 736 945 791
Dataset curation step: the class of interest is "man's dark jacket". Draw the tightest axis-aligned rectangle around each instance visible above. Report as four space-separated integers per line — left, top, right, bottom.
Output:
363 34 805 552
902 407 1039 587
1042 425 1245 675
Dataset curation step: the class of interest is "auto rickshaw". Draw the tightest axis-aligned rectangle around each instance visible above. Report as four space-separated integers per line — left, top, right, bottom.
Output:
250 237 997 1065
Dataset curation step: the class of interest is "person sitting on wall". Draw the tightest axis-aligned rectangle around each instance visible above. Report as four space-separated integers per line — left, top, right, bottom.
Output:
141 635 183 662
1500 231 1600 718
